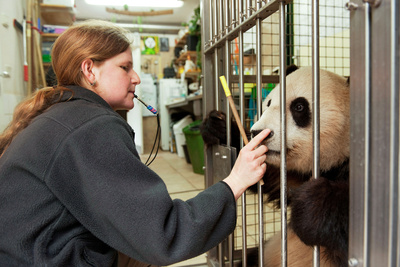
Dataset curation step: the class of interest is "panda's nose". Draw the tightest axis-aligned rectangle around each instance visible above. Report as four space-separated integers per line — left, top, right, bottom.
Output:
251 130 274 140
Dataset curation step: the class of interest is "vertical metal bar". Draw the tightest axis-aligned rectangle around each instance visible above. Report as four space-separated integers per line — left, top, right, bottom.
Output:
238 1 247 261
225 0 231 149
236 1 246 265
363 2 372 266
238 0 244 145
214 0 220 110
238 0 243 23
213 0 219 40
219 0 224 37
279 2 288 267
348 0 366 265
209 0 213 44
224 0 230 36
239 27 247 267
246 0 252 18
218 243 223 267
215 1 223 263
389 0 399 266
312 0 320 265
255 0 264 266
224 1 235 266
231 0 236 30
242 190 248 267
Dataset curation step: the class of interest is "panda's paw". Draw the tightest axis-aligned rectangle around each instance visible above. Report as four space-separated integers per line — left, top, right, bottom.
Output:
289 177 349 251
200 110 227 146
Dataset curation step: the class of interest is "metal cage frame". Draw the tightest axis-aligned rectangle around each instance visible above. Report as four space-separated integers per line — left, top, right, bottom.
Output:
200 0 400 266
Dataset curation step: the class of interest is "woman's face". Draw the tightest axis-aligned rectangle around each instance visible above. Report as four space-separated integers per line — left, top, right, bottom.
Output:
92 47 141 110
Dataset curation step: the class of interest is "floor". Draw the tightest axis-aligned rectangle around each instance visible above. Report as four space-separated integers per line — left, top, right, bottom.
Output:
142 150 208 267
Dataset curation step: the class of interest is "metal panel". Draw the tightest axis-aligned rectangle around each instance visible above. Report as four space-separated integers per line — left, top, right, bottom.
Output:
349 0 400 266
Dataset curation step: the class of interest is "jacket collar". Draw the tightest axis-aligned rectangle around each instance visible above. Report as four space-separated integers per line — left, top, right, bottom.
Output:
62 85 113 111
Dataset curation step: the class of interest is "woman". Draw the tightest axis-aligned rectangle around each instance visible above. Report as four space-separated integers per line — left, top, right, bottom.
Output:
0 20 270 266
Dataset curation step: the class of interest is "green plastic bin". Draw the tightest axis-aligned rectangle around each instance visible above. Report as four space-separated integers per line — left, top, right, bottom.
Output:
183 120 204 174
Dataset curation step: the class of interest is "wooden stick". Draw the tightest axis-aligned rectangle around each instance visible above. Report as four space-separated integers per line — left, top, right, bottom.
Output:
27 0 33 95
106 7 173 16
34 30 46 87
219 76 264 185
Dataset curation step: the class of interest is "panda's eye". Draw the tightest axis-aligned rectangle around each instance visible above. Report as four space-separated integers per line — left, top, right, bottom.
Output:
290 97 311 128
294 103 304 112
267 99 271 107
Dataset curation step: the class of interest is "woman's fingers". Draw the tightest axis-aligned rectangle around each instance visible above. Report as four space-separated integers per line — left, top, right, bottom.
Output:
223 129 271 200
243 129 271 151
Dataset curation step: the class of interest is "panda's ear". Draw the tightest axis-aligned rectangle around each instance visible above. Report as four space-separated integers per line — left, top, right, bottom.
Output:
286 64 299 76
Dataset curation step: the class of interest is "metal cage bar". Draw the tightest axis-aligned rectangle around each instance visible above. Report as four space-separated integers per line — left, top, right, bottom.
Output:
362 2 372 266
312 0 321 266
389 1 400 267
279 3 288 266
255 1 265 266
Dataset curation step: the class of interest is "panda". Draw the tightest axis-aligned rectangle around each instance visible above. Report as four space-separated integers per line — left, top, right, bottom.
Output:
200 66 350 267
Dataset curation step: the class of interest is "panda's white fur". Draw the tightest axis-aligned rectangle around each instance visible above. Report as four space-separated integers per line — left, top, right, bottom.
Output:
251 67 350 174
262 229 334 267
249 67 350 267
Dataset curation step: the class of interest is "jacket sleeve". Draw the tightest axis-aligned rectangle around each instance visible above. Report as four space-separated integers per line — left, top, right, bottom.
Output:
44 114 237 265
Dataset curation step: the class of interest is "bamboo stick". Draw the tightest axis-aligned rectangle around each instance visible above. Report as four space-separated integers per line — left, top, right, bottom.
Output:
220 75 265 185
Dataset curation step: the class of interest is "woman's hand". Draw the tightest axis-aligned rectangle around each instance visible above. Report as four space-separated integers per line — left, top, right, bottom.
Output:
223 129 270 200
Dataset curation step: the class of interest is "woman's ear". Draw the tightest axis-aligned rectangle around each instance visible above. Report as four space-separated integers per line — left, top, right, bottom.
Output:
81 59 96 86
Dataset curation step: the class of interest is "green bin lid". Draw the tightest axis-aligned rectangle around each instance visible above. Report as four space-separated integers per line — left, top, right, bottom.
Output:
183 120 202 134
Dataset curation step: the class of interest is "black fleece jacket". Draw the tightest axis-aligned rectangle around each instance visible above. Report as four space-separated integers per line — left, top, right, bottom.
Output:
0 86 236 266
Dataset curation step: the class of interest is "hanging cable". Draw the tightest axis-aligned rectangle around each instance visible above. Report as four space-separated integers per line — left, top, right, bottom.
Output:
134 94 160 166
145 114 160 166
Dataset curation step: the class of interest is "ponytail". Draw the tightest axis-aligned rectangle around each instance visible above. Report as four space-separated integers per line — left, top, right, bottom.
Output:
0 86 72 157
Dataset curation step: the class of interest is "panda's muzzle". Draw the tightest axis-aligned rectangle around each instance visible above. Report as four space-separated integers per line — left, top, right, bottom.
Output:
251 129 274 141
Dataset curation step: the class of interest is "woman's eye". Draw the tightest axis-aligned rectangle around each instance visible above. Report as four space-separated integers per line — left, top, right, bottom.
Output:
120 66 128 71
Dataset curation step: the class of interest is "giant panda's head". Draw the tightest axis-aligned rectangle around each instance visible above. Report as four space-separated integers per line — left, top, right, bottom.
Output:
251 67 350 174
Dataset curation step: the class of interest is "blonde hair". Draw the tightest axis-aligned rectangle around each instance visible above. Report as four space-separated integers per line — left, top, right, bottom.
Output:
0 20 132 157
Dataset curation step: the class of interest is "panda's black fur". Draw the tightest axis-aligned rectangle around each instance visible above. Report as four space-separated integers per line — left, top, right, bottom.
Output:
200 66 349 267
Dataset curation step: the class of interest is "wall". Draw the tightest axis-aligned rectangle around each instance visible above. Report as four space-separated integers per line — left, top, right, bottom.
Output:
139 33 177 79
0 0 26 132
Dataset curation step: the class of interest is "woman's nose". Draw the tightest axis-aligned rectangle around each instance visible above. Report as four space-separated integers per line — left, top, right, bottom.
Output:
131 70 141 85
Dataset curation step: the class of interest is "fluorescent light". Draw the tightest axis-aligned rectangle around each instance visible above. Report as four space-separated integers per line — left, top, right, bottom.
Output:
84 0 184 8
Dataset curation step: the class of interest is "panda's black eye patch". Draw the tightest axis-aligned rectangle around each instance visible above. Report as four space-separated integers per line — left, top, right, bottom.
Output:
267 99 271 107
290 97 311 128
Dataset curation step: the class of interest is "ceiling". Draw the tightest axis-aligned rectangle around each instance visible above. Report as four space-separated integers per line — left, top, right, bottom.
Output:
73 0 200 34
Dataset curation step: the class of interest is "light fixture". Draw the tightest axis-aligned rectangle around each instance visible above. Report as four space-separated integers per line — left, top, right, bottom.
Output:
84 0 184 8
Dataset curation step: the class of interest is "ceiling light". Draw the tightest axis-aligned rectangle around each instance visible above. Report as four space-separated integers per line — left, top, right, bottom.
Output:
84 0 184 8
